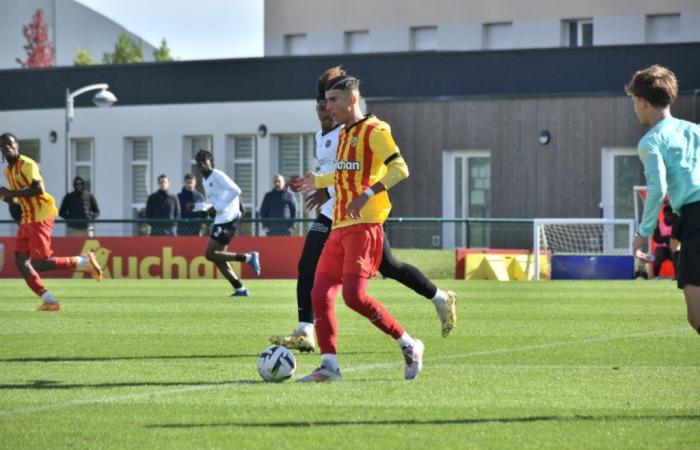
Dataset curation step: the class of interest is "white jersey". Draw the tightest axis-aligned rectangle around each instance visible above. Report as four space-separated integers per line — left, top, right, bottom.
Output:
315 125 342 219
202 168 242 224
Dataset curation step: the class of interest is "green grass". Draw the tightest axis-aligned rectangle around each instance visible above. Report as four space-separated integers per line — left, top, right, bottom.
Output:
0 278 698 450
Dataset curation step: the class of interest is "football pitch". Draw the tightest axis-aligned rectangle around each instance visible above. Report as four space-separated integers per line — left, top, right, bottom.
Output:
1 278 698 449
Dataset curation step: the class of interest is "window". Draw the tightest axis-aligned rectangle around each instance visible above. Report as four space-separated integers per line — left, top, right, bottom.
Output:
344 30 369 54
442 151 491 248
563 19 593 47
18 139 40 162
128 138 151 219
410 26 437 51
72 139 94 192
226 135 256 210
482 22 513 50
646 14 681 43
277 134 315 234
184 135 212 194
283 34 308 55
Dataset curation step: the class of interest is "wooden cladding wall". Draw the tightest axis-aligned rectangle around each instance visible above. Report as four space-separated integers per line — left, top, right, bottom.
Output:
368 95 694 219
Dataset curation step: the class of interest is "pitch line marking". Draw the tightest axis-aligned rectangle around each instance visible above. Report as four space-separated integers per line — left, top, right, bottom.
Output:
0 326 689 417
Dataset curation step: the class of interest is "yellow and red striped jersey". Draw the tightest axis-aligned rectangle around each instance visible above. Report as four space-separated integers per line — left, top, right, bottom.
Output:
330 115 400 229
3 155 57 224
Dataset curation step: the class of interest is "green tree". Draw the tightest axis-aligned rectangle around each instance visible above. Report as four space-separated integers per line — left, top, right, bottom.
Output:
103 33 143 64
74 47 96 66
153 38 173 62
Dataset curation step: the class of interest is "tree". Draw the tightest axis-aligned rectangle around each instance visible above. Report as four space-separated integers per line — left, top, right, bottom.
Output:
74 47 96 66
16 8 55 68
153 38 173 62
103 33 143 64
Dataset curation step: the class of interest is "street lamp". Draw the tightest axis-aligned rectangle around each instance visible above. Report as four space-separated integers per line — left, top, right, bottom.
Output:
65 84 118 192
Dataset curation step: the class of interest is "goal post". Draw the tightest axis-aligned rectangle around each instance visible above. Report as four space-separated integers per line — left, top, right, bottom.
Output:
533 218 635 280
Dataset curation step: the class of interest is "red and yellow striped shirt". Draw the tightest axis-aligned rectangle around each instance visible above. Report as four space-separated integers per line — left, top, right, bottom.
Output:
3 155 57 224
322 115 401 229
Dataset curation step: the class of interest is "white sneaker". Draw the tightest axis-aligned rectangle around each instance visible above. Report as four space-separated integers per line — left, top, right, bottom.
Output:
296 364 342 382
435 290 457 337
402 339 424 380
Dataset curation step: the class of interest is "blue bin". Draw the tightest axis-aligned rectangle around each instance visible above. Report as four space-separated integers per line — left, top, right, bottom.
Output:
550 255 634 280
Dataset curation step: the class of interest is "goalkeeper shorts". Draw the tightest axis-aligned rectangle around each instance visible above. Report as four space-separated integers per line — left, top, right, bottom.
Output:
676 200 700 289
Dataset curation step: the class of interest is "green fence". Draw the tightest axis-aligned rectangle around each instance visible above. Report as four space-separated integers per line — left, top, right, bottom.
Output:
0 218 533 279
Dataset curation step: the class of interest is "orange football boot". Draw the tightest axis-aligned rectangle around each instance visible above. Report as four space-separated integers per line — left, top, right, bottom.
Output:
35 302 61 311
84 251 104 282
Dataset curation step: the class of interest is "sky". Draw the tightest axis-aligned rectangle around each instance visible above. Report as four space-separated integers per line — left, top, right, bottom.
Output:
74 0 264 61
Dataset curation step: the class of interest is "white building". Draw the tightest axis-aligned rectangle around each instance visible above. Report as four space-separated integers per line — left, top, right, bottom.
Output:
264 0 700 55
0 0 155 69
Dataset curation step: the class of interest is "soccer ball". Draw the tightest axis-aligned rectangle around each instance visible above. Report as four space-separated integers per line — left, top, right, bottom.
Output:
257 345 297 382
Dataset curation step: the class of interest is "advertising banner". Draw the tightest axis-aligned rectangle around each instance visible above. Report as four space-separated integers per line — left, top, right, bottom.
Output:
0 236 304 279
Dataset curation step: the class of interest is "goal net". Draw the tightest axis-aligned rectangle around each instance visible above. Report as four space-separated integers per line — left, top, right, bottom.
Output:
533 218 635 280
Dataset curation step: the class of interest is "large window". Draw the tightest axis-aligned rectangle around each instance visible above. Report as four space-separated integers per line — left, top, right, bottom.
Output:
344 30 370 54
277 134 315 234
128 138 151 219
563 19 593 47
226 135 256 210
442 151 491 248
18 139 40 162
283 34 308 55
482 22 513 50
72 139 94 192
646 14 681 44
410 26 437 51
184 135 212 194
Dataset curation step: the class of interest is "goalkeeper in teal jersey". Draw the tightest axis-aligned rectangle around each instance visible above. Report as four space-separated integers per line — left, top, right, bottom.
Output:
627 65 700 336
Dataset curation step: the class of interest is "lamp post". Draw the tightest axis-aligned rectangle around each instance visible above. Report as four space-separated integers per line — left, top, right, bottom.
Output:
65 84 118 193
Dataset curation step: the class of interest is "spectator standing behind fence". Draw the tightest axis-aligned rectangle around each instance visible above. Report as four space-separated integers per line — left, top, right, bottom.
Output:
177 173 206 236
58 176 100 237
145 174 180 236
651 204 678 278
260 174 297 236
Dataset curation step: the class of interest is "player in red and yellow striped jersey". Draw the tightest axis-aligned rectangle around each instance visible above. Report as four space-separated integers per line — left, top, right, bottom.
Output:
1 133 103 311
297 75 425 382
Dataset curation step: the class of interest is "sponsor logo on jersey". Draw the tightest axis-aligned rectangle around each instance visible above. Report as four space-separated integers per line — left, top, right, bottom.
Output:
325 140 332 148
336 160 360 171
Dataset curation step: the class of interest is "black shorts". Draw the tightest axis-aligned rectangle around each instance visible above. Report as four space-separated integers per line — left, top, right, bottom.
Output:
210 219 239 246
676 201 700 289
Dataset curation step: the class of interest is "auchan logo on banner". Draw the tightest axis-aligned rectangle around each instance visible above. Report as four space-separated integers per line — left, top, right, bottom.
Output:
73 239 238 280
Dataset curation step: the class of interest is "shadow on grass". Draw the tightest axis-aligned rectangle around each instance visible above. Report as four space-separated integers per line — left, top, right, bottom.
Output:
0 379 261 389
0 354 259 363
0 351 389 364
145 414 700 429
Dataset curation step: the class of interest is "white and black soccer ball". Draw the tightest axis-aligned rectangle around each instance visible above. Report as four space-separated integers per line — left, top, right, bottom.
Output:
257 345 297 382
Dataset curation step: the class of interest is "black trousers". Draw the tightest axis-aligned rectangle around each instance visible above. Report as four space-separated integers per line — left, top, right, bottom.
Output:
296 216 437 323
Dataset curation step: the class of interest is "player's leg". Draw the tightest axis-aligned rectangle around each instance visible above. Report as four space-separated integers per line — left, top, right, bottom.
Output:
205 238 250 296
683 285 700 335
270 215 331 352
340 224 424 380
298 230 344 382
379 235 457 336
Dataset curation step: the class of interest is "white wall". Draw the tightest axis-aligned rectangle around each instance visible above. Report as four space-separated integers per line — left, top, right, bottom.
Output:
594 15 645 46
0 100 319 221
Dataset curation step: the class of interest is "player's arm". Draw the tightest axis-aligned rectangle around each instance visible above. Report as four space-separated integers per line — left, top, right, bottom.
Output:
211 173 242 212
0 179 44 199
634 141 666 257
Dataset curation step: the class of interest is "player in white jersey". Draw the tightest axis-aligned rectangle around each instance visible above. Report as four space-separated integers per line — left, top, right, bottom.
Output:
195 150 261 296
270 66 457 352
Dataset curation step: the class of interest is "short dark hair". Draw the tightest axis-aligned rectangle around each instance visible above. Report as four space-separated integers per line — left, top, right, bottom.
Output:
157 174 168 181
184 173 195 181
0 133 18 143
625 65 678 108
317 66 346 101
195 149 214 165
325 75 360 93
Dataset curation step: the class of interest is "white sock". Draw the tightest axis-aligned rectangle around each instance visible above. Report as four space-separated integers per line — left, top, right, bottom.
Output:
76 255 89 267
321 353 339 371
396 332 417 348
236 286 247 292
298 322 314 337
245 254 251 262
431 289 448 305
41 291 57 304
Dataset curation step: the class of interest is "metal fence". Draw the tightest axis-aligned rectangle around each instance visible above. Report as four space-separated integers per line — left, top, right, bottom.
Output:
0 218 533 279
